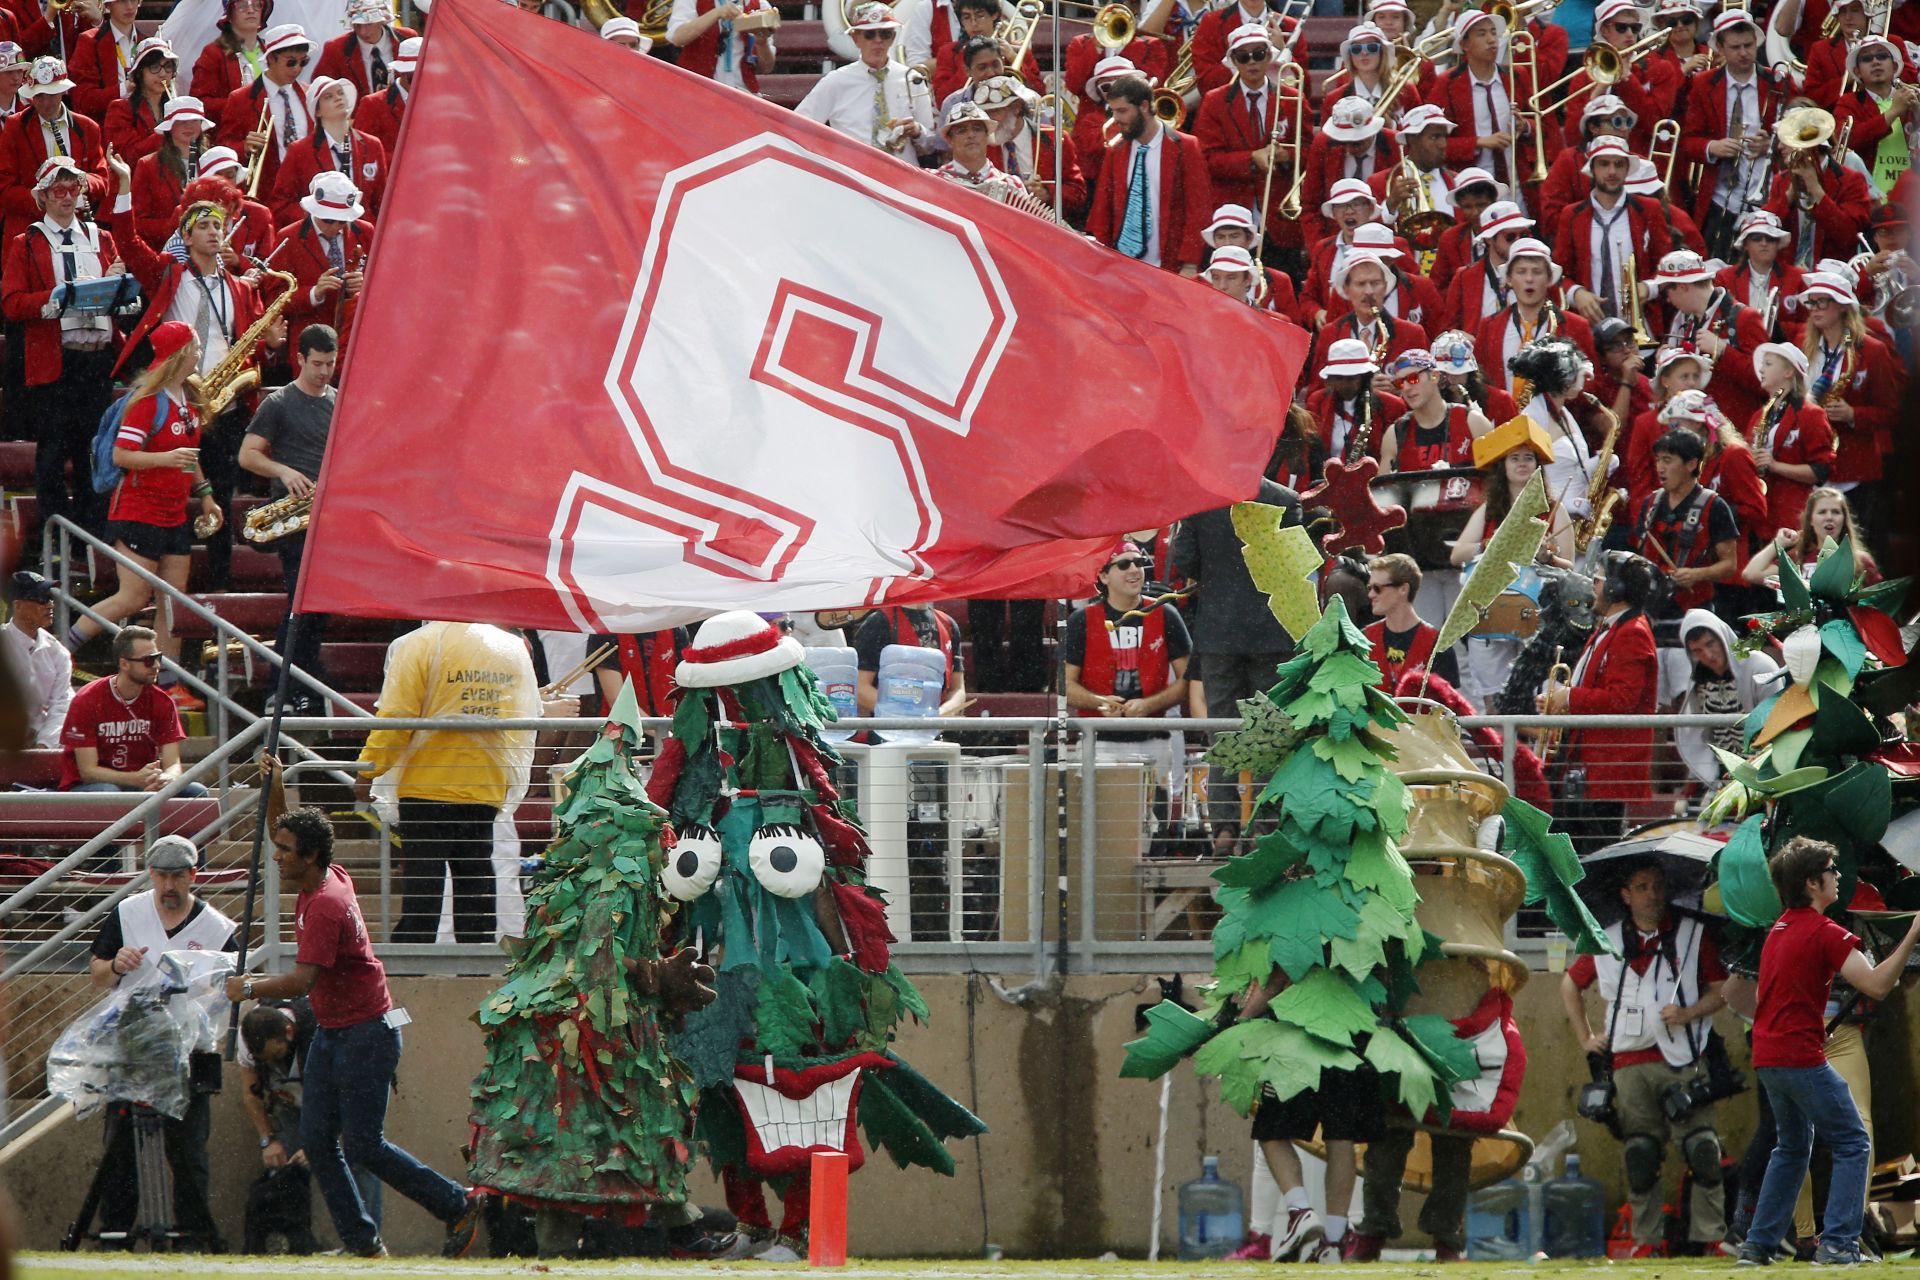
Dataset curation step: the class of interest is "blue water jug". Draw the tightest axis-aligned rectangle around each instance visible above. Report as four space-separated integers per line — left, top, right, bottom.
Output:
1542 1153 1606 1258
1466 1178 1529 1260
805 647 859 743
1176 1156 1245 1260
873 643 946 744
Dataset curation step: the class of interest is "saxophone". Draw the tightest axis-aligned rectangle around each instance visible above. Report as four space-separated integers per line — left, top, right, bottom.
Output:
1572 391 1624 555
1816 332 1854 407
186 268 298 419
242 490 311 544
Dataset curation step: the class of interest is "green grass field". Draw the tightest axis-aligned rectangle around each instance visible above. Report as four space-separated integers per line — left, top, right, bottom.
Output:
14 1255 1920 1280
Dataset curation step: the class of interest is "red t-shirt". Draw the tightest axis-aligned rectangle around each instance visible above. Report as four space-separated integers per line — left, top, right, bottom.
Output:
1567 918 1727 1068
107 391 200 528
1752 907 1860 1069
58 675 186 789
296 864 393 1029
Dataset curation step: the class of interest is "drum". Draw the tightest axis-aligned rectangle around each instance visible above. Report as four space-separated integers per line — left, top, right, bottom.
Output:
1374 468 1485 570
1461 560 1556 642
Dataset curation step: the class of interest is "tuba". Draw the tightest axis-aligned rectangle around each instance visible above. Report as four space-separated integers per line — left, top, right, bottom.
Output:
186 269 298 419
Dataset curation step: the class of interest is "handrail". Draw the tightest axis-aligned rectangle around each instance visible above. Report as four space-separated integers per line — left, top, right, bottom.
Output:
43 514 372 718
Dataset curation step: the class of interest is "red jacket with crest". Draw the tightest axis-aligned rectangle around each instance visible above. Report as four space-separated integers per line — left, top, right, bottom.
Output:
0 217 123 385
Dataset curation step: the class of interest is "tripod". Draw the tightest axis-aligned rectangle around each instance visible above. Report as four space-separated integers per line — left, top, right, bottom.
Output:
62 1101 206 1252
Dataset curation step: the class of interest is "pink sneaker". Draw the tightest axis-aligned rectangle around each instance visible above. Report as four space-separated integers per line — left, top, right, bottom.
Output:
1226 1233 1273 1261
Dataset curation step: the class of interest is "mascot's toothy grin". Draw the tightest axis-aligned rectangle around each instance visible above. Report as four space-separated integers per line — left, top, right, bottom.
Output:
732 1054 893 1174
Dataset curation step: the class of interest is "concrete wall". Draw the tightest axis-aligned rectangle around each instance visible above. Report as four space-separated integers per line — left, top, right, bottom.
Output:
5 971 1916 1257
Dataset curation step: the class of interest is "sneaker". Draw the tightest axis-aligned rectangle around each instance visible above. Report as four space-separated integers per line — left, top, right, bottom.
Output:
1307 1239 1345 1263
1735 1243 1775 1266
1342 1232 1385 1262
668 1228 755 1260
1812 1248 1867 1266
1433 1242 1464 1262
1627 1243 1665 1259
757 1235 805 1263
441 1188 488 1259
1225 1233 1273 1261
353 1240 388 1258
1271 1207 1324 1262
1704 1240 1740 1258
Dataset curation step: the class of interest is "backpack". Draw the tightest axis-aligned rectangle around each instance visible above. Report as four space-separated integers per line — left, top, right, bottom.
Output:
90 393 166 495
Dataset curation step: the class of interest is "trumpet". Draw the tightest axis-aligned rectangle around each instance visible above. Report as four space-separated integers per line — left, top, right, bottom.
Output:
1154 25 1199 127
1538 647 1571 761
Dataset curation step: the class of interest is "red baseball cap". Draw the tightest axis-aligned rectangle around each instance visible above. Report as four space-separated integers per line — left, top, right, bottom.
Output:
148 320 195 364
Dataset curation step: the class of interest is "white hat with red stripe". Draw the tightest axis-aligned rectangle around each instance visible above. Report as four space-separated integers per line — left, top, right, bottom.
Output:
1452 7 1495 50
1735 209 1792 242
32 154 84 192
1320 175 1380 217
1368 0 1414 20
261 23 312 56
1505 235 1563 284
1593 0 1643 27
154 96 209 135
346 0 390 22
1397 103 1455 134
1473 200 1533 242
300 169 365 221
1332 248 1393 297
1207 245 1258 275
1582 92 1637 128
21 56 73 97
1798 273 1859 306
675 610 807 687
1203 203 1257 246
1846 34 1902 78
1710 8 1759 43
1659 387 1713 423
197 145 243 178
128 36 176 75
1625 156 1666 195
1338 22 1394 69
307 73 357 116
1653 0 1698 18
1320 336 1380 378
1583 136 1632 173
1654 249 1713 286
1087 53 1140 100
1226 23 1274 58
1324 94 1385 142
1350 221 1405 258
391 36 423 74
1452 166 1508 199
1655 344 1712 383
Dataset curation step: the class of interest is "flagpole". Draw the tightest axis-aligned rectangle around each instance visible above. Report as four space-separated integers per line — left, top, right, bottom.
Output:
1051 0 1063 223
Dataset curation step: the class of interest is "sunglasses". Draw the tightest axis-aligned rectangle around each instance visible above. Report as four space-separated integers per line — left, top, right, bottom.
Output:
1349 41 1383 54
1108 557 1150 570
1364 582 1401 594
1859 48 1894 61
1391 371 1426 387
1612 22 1643 34
1661 11 1697 21
1232 48 1270 62
276 53 310 65
855 29 893 39
1821 863 1839 876
125 653 162 666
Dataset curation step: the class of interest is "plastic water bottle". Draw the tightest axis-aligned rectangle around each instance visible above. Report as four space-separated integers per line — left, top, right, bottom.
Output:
873 644 946 744
805 647 860 743
1542 1153 1606 1258
1466 1178 1529 1260
1177 1156 1244 1260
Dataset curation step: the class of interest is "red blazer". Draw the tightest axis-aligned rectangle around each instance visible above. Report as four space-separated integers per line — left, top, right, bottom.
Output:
1677 67 1793 227
270 126 387 230
1760 163 1872 270
190 39 260 119
67 21 138 123
131 151 189 246
1317 67 1434 123
1537 145 1592 234
0 218 123 385
1674 300 1769 435
1565 611 1658 802
354 83 408 159
675 0 765 92
0 0 83 60
1086 125 1213 272
1622 406 1661 509
1834 87 1920 175
1302 228 1414 314
1656 200 1708 256
271 214 374 355
1254 265 1302 324
106 204 266 380
1425 63 1558 187
1304 313 1427 396
1472 305 1597 392
102 94 167 166
1553 59 1679 154
1702 442 1768 549
1324 263 1445 329
1549 193 1670 302
0 108 108 255
1429 218 1483 291
1189 3 1263 98
1063 30 1173 189
1813 332 1906 485
1714 260 1804 340
1803 35 1854 109
1303 386 1407 459
313 26 420 100
1439 253 1506 333
1194 78 1307 249
1071 102 1114 192
216 77 313 216
1298 131 1400 245
1750 397 1836 533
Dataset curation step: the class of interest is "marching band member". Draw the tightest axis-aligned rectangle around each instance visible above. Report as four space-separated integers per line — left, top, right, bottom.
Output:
1325 221 1442 328
175 166 275 266
1069 54 1136 187
1554 137 1672 326
795 5 934 160
0 59 109 255
932 38 1031 135
1647 0 1713 86
1509 334 1612 522
67 0 139 124
1369 0 1438 103
271 75 386 230
1854 202 1916 336
1477 237 1598 394
1761 107 1874 268
670 0 777 93
601 16 654 51
130 99 212 246
1200 242 1264 303
1671 389 1770 586
314 0 419 99
1589 316 1654 447
214 25 312 213
1318 22 1396 124
1439 198 1530 332
1539 93 1636 231
1613 424 1741 643
1378 348 1489 472
1624 344 1712 505
191 0 272 120
1797 272 1904 514
1087 73 1213 275
931 1 1005 105
1 155 125 533
1304 181 1400 321
1679 11 1789 257
100 37 175 166
1802 0 1872 110
354 36 418 160
1712 210 1803 329
1656 248 1769 429
1306 336 1406 461
1307 251 1430 394
1202 204 1299 318
1832 35 1920 195
1189 0 1283 99
935 101 1018 194
1300 96 1400 246
974 75 1082 213
0 43 28 115
1372 104 1458 233
1432 329 1520 423
1194 27 1305 266
273 171 371 359
1426 166 1503 283
1746 341 1835 534
1552 0 1679 155
1427 8 1552 204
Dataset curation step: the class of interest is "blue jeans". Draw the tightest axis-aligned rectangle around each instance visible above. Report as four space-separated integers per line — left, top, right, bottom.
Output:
1747 1064 1871 1255
302 1017 465 1252
69 780 210 796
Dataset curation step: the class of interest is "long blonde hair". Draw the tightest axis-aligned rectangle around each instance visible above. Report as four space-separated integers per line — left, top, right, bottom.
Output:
1794 486 1870 576
1799 303 1867 366
127 341 202 417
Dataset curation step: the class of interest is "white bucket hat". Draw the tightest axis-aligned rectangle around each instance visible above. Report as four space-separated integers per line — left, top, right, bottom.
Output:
261 24 312 57
391 36 423 75
1320 176 1379 218
1654 249 1713 287
600 16 653 50
306 73 357 117
1752 341 1809 383
1331 249 1392 298
21 56 73 97
301 170 365 221
1320 336 1380 378
1350 221 1404 258
1505 236 1563 285
676 611 807 687
1324 95 1384 143
1452 166 1508 200
154 96 209 135
1203 203 1256 246
1207 245 1257 275
1734 210 1792 243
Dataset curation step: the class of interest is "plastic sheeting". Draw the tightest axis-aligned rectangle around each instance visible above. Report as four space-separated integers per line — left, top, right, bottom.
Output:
46 950 236 1121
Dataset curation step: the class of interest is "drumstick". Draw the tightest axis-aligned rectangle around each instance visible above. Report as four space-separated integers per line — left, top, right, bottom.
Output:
541 641 616 699
1639 530 1678 571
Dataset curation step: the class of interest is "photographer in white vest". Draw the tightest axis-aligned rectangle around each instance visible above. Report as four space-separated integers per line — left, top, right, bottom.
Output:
1560 859 1732 1256
86 835 236 1251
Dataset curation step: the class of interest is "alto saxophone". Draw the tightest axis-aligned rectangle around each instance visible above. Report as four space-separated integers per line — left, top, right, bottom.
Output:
1572 391 1624 555
242 490 312 544
187 268 298 419
1346 390 1375 462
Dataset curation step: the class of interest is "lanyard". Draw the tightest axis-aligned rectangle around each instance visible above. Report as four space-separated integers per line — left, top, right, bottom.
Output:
190 268 230 338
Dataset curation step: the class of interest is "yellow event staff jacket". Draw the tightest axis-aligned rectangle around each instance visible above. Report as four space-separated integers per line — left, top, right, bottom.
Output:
357 622 539 808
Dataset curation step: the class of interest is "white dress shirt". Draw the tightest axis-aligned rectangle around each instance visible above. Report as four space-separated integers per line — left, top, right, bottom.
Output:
904 0 962 69
164 267 237 375
1 621 72 750
795 59 936 157
35 215 113 343
1467 70 1510 173
669 0 755 89
1114 124 1166 268
263 77 312 157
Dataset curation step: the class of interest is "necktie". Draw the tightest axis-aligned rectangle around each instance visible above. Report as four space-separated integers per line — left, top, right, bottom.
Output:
1479 81 1500 176
1115 142 1151 259
48 118 65 158
871 65 889 146
325 234 344 271
1595 204 1624 311
280 86 297 147
58 227 74 283
1247 89 1262 135
720 16 736 71
1796 211 1815 266
191 272 214 349
370 44 388 91
1520 313 1535 345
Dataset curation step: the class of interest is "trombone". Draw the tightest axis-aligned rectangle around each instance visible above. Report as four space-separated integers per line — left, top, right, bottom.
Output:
1263 58 1309 227
1649 117 1682 193
1369 29 1453 122
1051 0 1135 49
996 1 1045 74
1507 26 1550 183
1532 29 1667 112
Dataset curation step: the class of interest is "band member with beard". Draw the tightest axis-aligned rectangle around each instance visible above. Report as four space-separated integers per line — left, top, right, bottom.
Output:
1059 0 1175 157
1555 138 1671 328
973 74 1082 215
1656 248 1769 432
1068 54 1137 188
1306 251 1429 397
1678 12 1790 258
101 37 178 165
1474 237 1597 396
1203 204 1300 319
1306 336 1406 462
1747 341 1835 533
1195 26 1306 270
1431 329 1520 423
1439 199 1529 332
1087 73 1212 275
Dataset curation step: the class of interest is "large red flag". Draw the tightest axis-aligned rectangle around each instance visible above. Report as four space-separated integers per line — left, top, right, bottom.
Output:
294 0 1309 628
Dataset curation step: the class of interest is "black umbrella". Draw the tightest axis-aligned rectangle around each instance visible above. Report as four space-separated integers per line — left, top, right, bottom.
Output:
1576 824 1724 926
